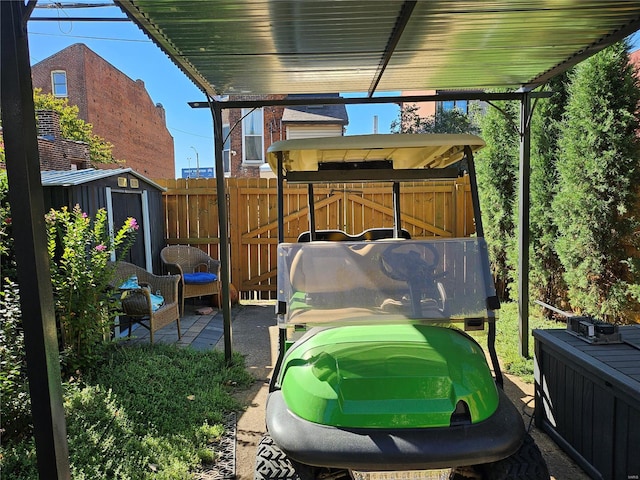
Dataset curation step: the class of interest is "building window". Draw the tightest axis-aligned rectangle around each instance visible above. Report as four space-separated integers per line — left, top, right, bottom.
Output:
242 108 264 164
51 71 68 97
439 99 468 113
222 124 231 176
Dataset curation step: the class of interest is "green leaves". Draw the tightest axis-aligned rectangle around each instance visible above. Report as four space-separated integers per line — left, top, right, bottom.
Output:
46 205 138 373
33 89 117 166
553 39 640 321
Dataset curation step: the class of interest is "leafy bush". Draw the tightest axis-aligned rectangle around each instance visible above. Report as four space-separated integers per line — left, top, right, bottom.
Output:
0 171 15 281
0 280 31 443
1 344 254 479
554 40 640 321
475 95 520 300
46 205 138 374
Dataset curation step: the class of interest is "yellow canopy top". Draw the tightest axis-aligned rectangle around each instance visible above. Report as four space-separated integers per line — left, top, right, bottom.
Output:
267 133 485 175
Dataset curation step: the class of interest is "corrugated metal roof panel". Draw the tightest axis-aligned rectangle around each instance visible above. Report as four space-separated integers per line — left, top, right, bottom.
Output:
40 168 166 191
116 0 640 96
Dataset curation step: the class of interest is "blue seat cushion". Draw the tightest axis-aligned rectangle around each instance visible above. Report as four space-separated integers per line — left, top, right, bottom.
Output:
119 275 139 290
149 293 164 311
184 272 217 284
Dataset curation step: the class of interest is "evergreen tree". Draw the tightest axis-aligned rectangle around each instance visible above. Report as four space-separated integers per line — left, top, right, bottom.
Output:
553 40 640 321
475 97 520 300
529 74 569 310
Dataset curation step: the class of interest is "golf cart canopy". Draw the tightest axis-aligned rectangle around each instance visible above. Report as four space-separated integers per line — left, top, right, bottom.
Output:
271 133 497 329
267 133 485 183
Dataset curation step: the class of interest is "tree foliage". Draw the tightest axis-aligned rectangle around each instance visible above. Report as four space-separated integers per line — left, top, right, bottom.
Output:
553 40 640 321
391 103 479 134
33 89 116 166
46 205 138 373
0 90 117 166
475 97 520 300
528 74 569 309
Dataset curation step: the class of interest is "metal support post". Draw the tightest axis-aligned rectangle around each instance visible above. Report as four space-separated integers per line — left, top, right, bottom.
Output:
1 2 71 477
211 100 233 363
518 93 532 358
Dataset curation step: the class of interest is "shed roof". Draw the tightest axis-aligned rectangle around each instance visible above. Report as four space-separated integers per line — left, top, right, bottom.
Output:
40 168 166 191
116 1 640 97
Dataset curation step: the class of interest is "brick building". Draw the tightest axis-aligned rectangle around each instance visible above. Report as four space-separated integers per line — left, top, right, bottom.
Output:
31 43 175 178
36 110 91 171
221 93 348 178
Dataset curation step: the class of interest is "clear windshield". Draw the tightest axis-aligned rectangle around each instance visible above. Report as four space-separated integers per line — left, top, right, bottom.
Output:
277 238 497 327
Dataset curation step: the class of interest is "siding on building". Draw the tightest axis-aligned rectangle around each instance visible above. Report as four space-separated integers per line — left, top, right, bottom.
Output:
285 125 344 139
31 43 175 179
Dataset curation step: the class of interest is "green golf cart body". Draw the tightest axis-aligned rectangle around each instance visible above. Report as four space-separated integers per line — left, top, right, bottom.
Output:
255 134 549 480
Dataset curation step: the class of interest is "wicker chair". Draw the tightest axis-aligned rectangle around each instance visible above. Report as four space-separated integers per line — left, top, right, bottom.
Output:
160 245 222 315
109 261 181 343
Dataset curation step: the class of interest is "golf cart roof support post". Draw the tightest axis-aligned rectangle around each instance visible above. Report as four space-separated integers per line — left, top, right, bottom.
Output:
275 151 287 384
392 182 401 238
277 152 285 244
465 145 484 238
307 184 316 241
210 98 233 363
466 145 503 387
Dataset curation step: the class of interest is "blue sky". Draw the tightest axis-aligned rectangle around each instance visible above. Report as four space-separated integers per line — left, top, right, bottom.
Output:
27 2 640 179
27 1 399 179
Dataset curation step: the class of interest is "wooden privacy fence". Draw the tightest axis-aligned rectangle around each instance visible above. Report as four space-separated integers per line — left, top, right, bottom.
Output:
155 176 475 299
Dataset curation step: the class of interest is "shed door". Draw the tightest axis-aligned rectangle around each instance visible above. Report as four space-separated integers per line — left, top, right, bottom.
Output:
111 191 145 267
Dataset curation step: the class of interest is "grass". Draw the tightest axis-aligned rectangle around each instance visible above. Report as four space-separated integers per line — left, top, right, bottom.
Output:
470 301 565 383
1 343 254 479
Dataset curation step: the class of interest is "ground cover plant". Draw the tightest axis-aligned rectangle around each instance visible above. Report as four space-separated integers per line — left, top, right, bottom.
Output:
1 343 254 479
470 302 563 383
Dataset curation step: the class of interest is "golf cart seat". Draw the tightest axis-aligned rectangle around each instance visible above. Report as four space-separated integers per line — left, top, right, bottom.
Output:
285 241 410 324
297 228 411 242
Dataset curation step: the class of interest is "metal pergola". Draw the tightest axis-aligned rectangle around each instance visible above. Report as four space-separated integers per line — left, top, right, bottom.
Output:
3 1 640 476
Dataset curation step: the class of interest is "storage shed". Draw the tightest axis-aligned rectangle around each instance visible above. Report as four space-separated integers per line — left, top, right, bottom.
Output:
41 168 165 273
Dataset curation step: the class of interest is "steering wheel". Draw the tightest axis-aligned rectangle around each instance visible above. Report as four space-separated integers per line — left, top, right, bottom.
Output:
380 243 440 317
380 243 439 281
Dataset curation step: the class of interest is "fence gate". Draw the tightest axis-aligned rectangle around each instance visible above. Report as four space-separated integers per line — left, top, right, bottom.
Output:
157 176 473 299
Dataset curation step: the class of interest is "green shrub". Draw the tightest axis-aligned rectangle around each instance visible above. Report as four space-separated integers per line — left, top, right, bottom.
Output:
0 171 16 281
0 280 31 442
1 344 254 478
45 205 138 374
554 40 640 322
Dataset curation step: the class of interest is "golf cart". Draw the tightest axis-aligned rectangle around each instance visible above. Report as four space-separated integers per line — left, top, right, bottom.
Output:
255 134 549 480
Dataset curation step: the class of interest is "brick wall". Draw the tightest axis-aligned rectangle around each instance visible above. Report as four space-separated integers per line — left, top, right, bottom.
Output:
36 110 90 171
32 44 175 178
227 95 286 178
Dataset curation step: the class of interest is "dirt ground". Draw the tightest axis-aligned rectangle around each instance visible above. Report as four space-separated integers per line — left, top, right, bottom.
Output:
224 303 590 480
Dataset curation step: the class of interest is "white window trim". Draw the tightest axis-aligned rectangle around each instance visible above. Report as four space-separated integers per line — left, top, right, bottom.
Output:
222 123 232 176
51 70 68 97
241 107 265 165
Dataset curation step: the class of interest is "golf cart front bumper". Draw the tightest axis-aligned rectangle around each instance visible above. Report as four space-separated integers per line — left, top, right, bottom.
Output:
266 389 524 470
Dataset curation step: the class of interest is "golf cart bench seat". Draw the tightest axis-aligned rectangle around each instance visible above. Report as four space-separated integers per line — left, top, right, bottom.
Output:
297 228 411 242
290 241 407 303
286 240 410 323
